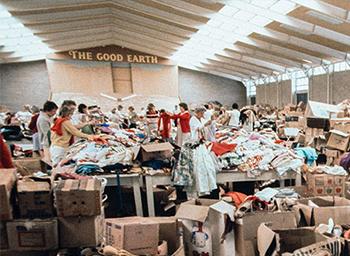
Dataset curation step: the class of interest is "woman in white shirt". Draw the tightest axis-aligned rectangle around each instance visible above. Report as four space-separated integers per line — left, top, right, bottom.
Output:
190 107 212 141
227 103 241 127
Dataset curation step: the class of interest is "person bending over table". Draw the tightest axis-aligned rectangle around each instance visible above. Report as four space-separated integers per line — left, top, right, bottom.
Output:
50 106 99 167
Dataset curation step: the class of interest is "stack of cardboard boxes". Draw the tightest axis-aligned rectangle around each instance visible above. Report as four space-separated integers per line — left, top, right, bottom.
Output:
54 179 104 248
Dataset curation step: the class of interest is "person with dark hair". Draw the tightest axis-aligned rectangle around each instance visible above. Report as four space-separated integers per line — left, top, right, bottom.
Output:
50 106 97 166
128 106 138 129
171 102 191 146
158 109 171 140
227 103 240 127
146 103 159 136
71 103 90 128
37 101 58 164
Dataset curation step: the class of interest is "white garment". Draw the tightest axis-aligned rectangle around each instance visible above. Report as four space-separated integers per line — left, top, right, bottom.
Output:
227 109 240 126
190 116 204 141
108 111 123 123
32 133 40 151
16 111 32 123
204 121 216 142
203 110 213 121
193 144 217 195
71 113 84 125
50 145 67 166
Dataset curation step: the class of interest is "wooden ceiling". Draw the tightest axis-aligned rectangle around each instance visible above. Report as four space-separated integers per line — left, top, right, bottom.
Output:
1 0 350 82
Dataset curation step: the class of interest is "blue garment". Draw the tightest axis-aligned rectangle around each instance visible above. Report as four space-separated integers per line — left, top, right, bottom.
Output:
295 147 318 166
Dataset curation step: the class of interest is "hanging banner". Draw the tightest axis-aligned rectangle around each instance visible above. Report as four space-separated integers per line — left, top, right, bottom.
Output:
47 45 171 65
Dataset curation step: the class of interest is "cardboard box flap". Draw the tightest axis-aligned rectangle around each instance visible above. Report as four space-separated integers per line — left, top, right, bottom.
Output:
141 142 174 152
305 101 340 118
257 223 279 256
210 201 235 221
0 169 17 191
329 129 349 137
175 204 210 223
17 180 50 192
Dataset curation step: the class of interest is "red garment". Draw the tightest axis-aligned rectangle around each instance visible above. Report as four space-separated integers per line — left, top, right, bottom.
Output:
224 191 247 208
171 111 190 133
51 117 69 136
210 142 237 156
158 112 171 139
28 113 39 133
0 134 14 168
51 117 75 145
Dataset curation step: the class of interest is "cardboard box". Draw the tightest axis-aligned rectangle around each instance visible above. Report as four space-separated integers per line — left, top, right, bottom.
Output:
306 172 346 197
54 178 102 217
306 117 330 130
175 199 235 256
6 218 58 251
235 211 297 256
327 129 350 151
0 169 17 220
294 196 350 226
257 223 343 255
17 180 53 218
105 217 159 255
59 214 104 248
324 148 342 165
13 158 41 176
305 128 323 145
149 217 178 254
139 142 174 162
0 221 8 250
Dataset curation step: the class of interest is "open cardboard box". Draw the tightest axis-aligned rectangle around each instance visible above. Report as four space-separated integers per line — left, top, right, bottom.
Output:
327 130 350 151
294 196 350 226
175 199 235 256
0 169 17 220
139 142 174 162
235 211 297 256
257 223 343 255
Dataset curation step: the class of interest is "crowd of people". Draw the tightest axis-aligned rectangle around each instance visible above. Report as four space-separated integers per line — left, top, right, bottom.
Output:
1 99 260 168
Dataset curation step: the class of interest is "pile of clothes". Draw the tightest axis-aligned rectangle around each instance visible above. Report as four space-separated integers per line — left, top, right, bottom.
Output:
63 137 134 175
213 129 304 176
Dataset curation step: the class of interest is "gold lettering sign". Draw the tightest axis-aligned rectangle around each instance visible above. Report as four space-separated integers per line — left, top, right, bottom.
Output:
68 50 159 64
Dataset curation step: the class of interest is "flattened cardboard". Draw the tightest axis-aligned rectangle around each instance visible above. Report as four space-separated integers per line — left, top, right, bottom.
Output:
257 224 342 256
54 178 102 217
13 158 41 175
327 129 350 151
235 211 297 256
6 218 58 251
0 169 17 220
105 217 159 255
59 214 104 248
176 199 236 256
17 180 53 218
295 196 350 226
140 142 173 161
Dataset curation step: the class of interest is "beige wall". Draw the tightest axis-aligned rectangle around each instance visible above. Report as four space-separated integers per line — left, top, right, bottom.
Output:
46 59 178 98
131 64 178 97
256 80 292 107
46 59 114 94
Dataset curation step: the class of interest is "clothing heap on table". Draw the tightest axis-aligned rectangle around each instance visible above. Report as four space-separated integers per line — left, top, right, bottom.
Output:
211 128 305 176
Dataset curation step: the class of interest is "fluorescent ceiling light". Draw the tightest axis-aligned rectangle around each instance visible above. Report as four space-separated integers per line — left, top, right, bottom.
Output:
307 10 344 25
280 23 312 35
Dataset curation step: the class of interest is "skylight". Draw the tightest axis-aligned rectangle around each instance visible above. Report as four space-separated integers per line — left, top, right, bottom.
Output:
0 4 52 63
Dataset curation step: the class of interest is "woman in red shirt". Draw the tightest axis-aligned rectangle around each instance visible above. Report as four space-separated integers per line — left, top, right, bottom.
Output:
171 102 191 146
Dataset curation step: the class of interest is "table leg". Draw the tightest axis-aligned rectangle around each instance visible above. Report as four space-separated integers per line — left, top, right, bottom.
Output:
280 179 285 188
296 172 302 186
132 177 143 216
145 175 156 217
